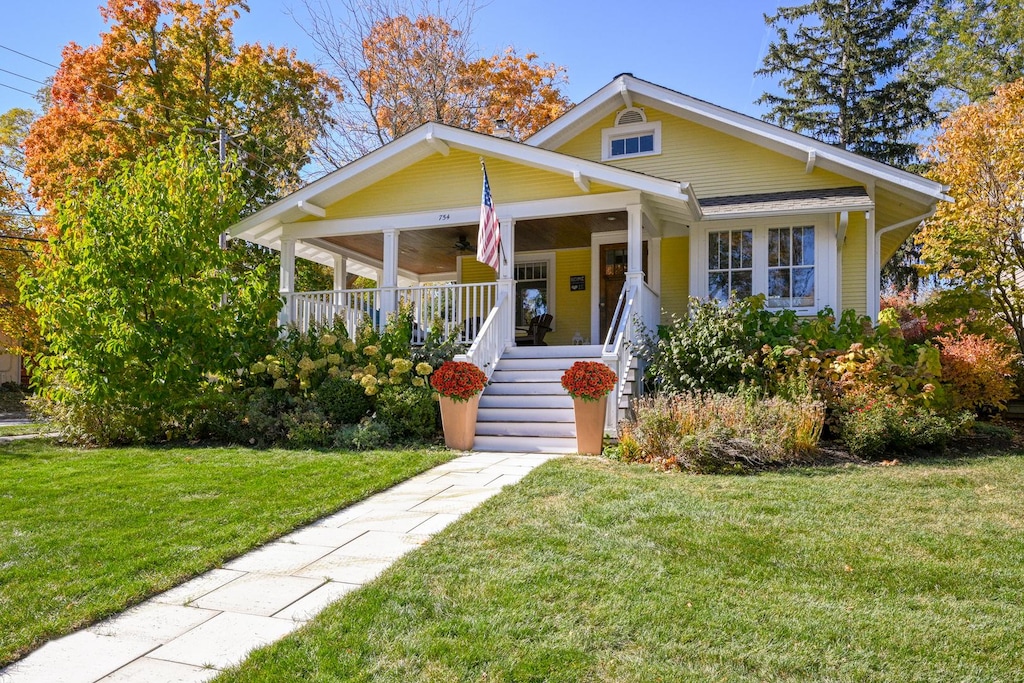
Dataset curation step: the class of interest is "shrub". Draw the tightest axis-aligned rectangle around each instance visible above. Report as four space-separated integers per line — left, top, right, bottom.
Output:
333 421 391 450
936 331 1019 412
640 298 761 394
282 400 332 449
374 385 439 441
618 392 824 473
836 388 971 458
314 377 373 425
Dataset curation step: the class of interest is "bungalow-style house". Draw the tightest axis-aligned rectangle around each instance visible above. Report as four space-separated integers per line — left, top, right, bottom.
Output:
230 74 949 452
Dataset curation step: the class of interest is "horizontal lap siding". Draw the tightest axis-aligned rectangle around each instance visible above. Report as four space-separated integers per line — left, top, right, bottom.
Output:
555 107 857 199
324 149 618 219
841 213 868 316
659 236 689 322
553 248 591 346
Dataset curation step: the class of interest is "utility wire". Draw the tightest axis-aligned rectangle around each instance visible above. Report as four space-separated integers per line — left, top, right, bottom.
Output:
0 44 58 69
0 67 46 86
0 82 39 98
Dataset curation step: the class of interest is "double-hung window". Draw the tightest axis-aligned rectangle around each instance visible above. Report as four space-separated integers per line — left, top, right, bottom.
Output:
700 220 830 314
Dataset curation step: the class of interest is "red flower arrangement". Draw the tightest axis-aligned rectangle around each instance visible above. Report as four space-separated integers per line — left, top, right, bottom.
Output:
430 361 488 401
561 361 617 402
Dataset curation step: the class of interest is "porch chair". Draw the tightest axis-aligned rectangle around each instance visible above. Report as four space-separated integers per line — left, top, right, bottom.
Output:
515 313 553 346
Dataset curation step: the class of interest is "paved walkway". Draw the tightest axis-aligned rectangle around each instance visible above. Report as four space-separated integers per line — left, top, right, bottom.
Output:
1 450 561 683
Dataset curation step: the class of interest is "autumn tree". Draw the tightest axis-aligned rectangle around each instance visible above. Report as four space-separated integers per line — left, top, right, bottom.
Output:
926 0 1024 109
24 0 340 212
298 0 570 165
0 108 43 356
756 0 936 168
916 79 1024 356
22 136 279 444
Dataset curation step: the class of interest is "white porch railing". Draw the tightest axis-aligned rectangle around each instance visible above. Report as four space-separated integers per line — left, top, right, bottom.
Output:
396 282 497 342
285 282 498 344
454 290 512 379
601 279 660 434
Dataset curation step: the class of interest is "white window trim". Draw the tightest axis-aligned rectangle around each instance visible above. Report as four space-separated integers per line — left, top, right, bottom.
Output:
601 120 662 161
689 215 837 316
514 250 556 331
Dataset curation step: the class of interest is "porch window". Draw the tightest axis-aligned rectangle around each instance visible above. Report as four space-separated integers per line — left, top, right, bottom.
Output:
515 261 549 327
708 229 753 303
768 226 815 309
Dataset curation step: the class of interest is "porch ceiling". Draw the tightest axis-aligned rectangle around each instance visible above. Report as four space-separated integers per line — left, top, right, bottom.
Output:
319 211 626 275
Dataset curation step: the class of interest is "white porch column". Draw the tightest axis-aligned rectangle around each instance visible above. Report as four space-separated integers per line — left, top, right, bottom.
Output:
332 254 347 313
279 238 296 327
626 203 644 287
380 228 399 328
497 215 516 349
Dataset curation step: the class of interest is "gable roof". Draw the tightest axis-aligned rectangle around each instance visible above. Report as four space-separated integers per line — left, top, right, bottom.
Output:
230 121 696 265
526 74 950 206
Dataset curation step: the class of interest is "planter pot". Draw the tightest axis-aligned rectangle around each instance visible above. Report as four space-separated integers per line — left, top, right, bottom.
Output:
439 393 481 451
573 395 608 455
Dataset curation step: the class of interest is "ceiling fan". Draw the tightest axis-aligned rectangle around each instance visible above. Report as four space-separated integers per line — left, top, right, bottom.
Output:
453 234 474 252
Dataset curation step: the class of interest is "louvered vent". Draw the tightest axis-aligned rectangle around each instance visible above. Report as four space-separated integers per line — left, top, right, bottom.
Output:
615 107 646 126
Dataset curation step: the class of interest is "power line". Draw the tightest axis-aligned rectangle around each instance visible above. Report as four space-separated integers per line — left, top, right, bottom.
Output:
0 44 59 69
0 82 38 98
0 67 46 86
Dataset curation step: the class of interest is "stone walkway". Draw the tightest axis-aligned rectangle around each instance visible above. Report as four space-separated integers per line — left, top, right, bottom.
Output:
1 450 561 683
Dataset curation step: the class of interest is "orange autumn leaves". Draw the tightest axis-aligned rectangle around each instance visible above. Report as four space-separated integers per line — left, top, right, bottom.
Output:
359 15 570 144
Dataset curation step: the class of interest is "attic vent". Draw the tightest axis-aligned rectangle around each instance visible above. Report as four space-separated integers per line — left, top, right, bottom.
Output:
615 107 646 126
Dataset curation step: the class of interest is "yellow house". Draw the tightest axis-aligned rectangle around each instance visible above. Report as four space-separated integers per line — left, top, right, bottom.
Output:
230 75 948 452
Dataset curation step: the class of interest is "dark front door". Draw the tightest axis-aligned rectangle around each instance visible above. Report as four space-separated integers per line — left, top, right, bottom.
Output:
599 242 648 341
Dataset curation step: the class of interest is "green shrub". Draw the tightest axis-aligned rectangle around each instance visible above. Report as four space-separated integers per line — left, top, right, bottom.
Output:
837 389 971 458
374 385 439 442
618 392 824 473
314 377 373 425
282 400 332 449
333 421 392 450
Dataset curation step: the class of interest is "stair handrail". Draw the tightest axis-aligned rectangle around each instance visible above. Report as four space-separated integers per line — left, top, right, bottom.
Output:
601 281 639 434
454 291 510 379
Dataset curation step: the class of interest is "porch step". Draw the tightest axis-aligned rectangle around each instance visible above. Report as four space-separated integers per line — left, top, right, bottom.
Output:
472 345 609 454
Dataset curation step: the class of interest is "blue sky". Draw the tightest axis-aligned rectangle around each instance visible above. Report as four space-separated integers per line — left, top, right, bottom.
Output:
0 0 780 120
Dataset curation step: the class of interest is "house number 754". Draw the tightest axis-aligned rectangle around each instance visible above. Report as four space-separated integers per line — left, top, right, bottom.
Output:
438 213 451 221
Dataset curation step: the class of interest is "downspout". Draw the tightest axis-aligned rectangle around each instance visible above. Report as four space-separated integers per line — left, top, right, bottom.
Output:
872 208 936 320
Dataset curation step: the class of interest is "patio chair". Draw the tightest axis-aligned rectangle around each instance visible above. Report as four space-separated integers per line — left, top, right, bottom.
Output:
515 313 553 346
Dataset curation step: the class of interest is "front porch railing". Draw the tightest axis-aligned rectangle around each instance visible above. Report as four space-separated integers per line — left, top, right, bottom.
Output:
454 290 512 379
285 282 498 344
601 279 660 434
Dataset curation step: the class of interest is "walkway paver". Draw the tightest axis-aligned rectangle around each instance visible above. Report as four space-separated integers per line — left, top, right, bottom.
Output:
0 450 561 683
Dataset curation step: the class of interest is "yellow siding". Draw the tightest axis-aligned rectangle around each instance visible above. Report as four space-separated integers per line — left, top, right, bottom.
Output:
841 213 868 316
556 106 857 198
659 236 689 320
323 149 618 219
552 248 591 346
459 257 496 285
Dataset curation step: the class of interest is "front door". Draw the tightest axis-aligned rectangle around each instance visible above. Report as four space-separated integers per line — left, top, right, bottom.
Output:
599 242 648 341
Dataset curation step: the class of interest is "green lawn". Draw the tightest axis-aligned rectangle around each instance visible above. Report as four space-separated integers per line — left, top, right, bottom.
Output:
0 440 452 666
221 453 1024 682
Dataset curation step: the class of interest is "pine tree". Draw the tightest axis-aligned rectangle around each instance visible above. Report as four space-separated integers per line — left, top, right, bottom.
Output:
756 0 936 169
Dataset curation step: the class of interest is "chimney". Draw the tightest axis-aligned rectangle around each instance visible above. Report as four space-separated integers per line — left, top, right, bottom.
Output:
493 118 511 139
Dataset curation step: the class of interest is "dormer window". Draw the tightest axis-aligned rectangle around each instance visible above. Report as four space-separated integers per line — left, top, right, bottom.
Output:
602 108 661 161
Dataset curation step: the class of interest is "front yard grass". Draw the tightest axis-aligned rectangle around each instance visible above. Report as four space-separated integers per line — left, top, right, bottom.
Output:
222 453 1024 682
0 423 48 437
0 440 452 666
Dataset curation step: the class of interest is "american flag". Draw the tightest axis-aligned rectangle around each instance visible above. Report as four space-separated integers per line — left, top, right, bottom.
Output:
477 162 502 273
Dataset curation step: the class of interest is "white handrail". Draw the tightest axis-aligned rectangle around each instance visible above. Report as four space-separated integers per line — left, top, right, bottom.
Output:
601 280 660 434
456 292 511 379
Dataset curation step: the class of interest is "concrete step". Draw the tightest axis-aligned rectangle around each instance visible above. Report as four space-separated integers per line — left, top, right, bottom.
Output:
479 394 573 409
476 421 576 438
472 434 580 454
477 407 575 423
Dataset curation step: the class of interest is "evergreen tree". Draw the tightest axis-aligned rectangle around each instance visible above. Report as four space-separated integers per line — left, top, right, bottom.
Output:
756 0 936 169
